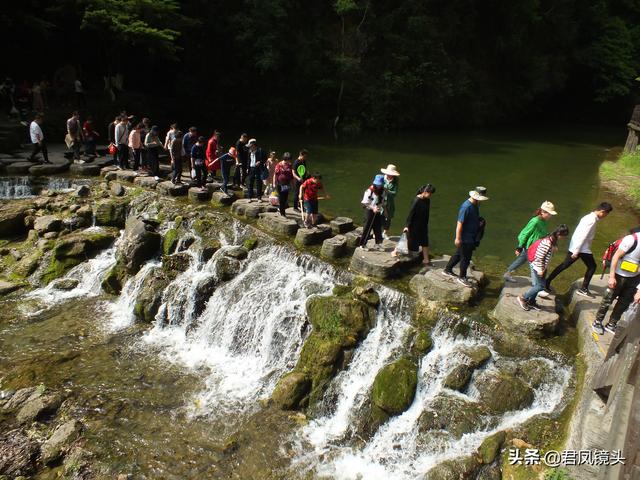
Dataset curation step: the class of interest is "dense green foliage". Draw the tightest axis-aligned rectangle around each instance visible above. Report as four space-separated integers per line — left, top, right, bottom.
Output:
5 0 640 129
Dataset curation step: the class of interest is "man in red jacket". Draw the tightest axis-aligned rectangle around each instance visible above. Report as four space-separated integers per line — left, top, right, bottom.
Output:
205 130 221 177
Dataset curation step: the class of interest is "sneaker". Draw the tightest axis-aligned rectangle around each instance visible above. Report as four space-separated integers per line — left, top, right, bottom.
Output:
441 270 457 279
358 245 370 252
154 176 160 181
456 277 473 288
503 272 517 283
592 321 605 335
528 300 542 311
576 288 595 298
537 290 551 298
604 323 617 334
516 296 531 311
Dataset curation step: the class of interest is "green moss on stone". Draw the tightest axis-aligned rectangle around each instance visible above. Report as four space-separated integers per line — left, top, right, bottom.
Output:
242 236 258 251
372 357 418 416
478 431 506 464
414 330 433 354
163 228 179 256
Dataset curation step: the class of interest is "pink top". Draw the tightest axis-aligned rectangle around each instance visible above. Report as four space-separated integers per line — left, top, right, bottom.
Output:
128 129 141 149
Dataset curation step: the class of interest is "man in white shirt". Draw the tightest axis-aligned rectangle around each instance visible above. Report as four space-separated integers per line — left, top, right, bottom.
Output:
546 202 613 297
28 113 50 164
593 227 640 335
114 116 130 169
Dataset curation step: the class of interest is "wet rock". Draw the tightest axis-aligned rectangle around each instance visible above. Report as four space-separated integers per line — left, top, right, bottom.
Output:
117 216 162 275
224 246 248 260
443 364 474 391
490 275 559 338
295 225 333 247
461 345 492 368
29 162 70 175
409 256 486 305
477 431 506 464
16 392 63 423
62 446 94 479
231 199 252 216
162 252 192 273
188 187 211 201
330 217 354 234
94 198 128 227
0 201 30 238
134 269 170 322
0 280 21 295
41 419 83 464
11 249 43 278
62 216 88 231
5 161 33 174
215 256 241 281
418 393 491 438
157 181 188 197
110 182 125 197
104 171 118 181
242 236 258 251
75 185 91 197
344 228 362 249
371 357 418 416
271 372 311 410
350 244 421 279
201 238 221 262
475 370 534 414
115 170 137 183
0 428 39 477
413 330 433 354
162 228 179 255
257 212 299 236
76 205 93 220
320 235 347 259
70 163 100 176
34 215 62 233
50 278 80 291
211 191 237 206
1 387 37 410
134 176 158 189
425 456 481 480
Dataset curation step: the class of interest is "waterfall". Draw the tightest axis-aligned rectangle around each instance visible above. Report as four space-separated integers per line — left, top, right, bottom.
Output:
295 318 571 480
142 244 338 427
0 177 33 199
0 177 89 199
45 177 77 193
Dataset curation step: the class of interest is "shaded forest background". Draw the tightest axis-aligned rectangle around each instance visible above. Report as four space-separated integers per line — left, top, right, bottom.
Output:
4 0 640 131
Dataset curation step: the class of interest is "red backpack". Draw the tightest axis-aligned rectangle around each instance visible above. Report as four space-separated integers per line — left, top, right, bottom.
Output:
527 238 544 263
602 233 639 268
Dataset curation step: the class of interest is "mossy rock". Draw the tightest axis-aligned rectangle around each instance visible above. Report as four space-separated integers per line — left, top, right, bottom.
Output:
173 215 183 228
101 263 126 294
134 269 171 322
414 330 433 355
162 228 179 256
477 431 506 464
271 372 311 410
352 285 380 307
418 393 491 438
462 345 492 368
476 371 534 414
94 199 128 227
297 334 343 406
332 284 353 297
201 238 221 262
425 456 481 480
443 364 473 392
162 252 192 275
371 357 418 416
242 236 258 251
10 249 43 279
306 295 374 340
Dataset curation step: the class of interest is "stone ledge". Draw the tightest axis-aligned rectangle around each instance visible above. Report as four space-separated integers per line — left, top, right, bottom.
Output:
409 256 486 305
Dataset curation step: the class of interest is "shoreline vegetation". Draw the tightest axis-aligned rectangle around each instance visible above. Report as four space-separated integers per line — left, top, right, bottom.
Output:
600 151 640 211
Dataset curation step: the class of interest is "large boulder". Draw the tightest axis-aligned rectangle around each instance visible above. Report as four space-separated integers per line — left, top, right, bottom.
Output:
41 419 83 464
0 201 31 238
188 187 211 201
214 256 241 281
6 161 33 174
115 169 137 183
409 256 486 305
475 370 534 414
11 249 43 278
134 176 159 189
33 215 62 233
16 392 63 423
294 225 333 247
157 181 188 197
372 357 418 416
321 235 347 259
0 280 21 295
211 191 237 206
29 162 70 175
257 212 299 237
94 198 128 227
418 393 492 438
271 372 311 410
50 278 80 291
350 244 421 279
117 216 162 275
134 269 172 322
110 181 125 197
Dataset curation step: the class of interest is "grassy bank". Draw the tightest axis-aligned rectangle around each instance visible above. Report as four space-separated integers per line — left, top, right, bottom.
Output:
600 151 640 210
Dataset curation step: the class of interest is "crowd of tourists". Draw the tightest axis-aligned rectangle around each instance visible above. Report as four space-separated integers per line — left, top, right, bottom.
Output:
25 111 640 337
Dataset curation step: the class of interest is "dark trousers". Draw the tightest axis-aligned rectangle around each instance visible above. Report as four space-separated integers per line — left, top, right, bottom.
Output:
546 251 597 290
172 157 182 183
147 147 160 176
247 166 263 199
194 163 206 188
595 274 640 325
29 142 48 163
277 185 290 216
221 162 231 193
72 139 81 159
140 148 148 169
359 209 383 247
117 143 129 169
293 180 302 210
445 243 476 278
131 148 141 170
85 138 96 156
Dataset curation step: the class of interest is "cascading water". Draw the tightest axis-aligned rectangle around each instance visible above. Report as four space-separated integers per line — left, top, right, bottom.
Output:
295 316 571 480
0 177 33 199
142 244 339 427
0 176 89 199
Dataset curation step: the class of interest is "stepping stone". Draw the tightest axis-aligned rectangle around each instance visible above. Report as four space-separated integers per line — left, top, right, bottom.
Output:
295 225 333 246
134 176 158 188
0 157 25 165
211 191 237 206
231 199 253 216
101 166 118 176
110 182 125 197
245 201 276 218
104 171 117 181
350 240 422 279
284 207 325 225
6 161 35 174
409 256 486 306
321 235 347 259
29 162 71 175
115 170 137 183
257 212 299 236
344 227 363 249
188 187 212 201
490 275 559 338
205 181 224 193
94 157 116 168
70 163 100 176
157 181 188 197
159 164 172 176
330 217 355 234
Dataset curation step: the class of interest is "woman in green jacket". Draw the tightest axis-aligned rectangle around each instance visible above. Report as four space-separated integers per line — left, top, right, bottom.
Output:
381 164 400 238
503 201 558 282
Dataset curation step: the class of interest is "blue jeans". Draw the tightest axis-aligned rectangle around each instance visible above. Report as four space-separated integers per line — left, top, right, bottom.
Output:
506 250 528 273
523 263 546 303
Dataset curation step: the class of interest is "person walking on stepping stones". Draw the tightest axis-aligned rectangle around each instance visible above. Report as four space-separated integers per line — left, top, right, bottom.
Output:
395 184 436 264
442 186 489 288
358 174 387 251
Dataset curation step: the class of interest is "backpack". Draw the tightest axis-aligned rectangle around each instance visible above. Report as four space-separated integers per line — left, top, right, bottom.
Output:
602 234 639 268
527 237 544 263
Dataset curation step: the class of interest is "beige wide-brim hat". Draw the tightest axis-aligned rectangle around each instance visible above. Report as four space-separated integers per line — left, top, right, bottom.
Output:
469 186 489 201
540 200 558 215
381 164 400 176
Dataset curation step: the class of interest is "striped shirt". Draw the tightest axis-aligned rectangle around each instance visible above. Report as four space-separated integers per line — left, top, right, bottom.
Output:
531 236 554 274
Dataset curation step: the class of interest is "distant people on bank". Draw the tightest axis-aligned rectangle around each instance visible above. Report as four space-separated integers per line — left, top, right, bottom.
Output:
128 123 143 171
381 164 400 238
191 136 207 191
28 113 50 164
545 202 613 298
358 174 387 251
234 133 249 187
396 184 436 264
65 111 83 162
214 147 238 195
246 139 266 200
82 116 99 157
292 149 309 211
504 201 557 283
145 126 162 179
517 224 570 311
299 172 328 229
442 187 489 288
592 227 640 335
273 152 294 216
114 116 130 169
170 130 184 184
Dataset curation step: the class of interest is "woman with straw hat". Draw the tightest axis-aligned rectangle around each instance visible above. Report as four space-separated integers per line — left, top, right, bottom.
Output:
381 164 400 238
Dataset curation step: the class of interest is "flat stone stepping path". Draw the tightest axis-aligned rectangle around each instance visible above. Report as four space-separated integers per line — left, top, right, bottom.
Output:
257 212 299 236
6 161 35 174
350 238 422 279
409 256 486 306
188 187 212 201
211 191 237 206
490 275 559 337
70 164 100 176
321 234 348 259
29 162 71 175
232 199 276 218
0 157 25 165
134 176 159 188
330 217 355 234
157 181 188 196
295 225 333 246
344 227 362 248
284 207 325 226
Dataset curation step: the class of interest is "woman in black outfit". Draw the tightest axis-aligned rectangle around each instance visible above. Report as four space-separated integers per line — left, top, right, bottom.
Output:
398 184 436 264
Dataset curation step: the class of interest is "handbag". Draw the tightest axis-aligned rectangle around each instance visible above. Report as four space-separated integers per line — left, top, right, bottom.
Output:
396 232 409 255
108 143 117 155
